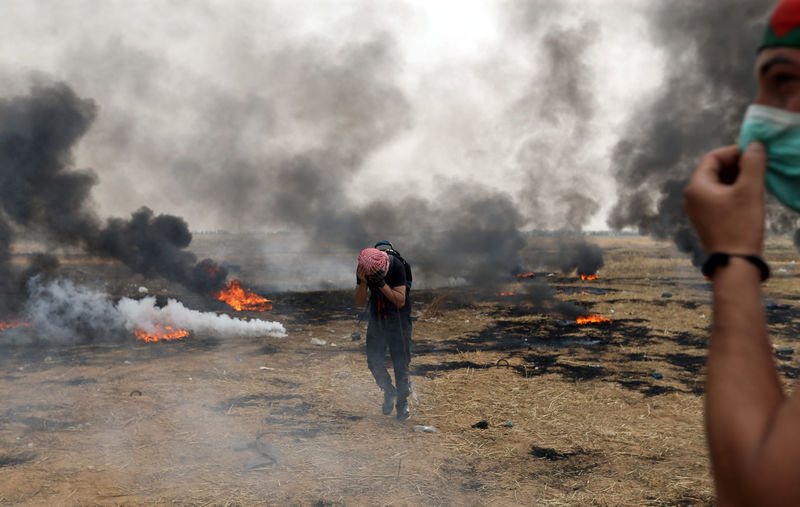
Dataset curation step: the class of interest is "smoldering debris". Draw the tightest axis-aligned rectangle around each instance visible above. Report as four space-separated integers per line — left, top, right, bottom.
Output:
557 241 604 278
2 277 285 345
517 280 588 320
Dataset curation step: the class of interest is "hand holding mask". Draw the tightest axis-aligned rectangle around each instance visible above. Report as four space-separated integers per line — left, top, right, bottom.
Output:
739 104 800 211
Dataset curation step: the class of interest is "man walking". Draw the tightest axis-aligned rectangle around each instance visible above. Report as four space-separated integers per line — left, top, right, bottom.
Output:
354 245 412 421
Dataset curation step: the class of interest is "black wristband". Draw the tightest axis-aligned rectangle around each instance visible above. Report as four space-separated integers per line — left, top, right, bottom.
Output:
701 253 770 282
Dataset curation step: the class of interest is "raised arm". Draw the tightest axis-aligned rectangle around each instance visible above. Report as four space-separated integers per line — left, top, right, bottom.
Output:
684 142 800 504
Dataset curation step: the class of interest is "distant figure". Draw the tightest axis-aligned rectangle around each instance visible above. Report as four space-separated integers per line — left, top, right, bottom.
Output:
683 0 800 504
354 243 412 421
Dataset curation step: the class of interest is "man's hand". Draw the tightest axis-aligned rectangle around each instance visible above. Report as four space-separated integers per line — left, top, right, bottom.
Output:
683 143 767 255
356 264 368 284
367 268 386 288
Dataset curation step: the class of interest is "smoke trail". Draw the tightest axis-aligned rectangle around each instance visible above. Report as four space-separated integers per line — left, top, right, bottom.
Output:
0 83 228 309
116 296 285 338
607 1 785 264
7 277 284 345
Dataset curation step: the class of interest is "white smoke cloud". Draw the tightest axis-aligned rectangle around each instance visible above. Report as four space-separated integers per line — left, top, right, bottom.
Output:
116 296 286 338
22 276 123 344
11 277 285 344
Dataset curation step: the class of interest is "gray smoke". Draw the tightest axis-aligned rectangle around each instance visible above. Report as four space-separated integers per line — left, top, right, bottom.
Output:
558 240 604 277
0 83 228 314
504 1 602 234
384 184 528 287
519 280 588 319
607 1 797 264
0 2 620 296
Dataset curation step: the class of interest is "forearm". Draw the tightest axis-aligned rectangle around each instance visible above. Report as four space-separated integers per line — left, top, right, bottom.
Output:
354 282 368 305
706 257 784 497
379 285 405 308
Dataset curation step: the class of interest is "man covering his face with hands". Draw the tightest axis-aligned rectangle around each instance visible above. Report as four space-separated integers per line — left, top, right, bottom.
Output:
354 245 412 421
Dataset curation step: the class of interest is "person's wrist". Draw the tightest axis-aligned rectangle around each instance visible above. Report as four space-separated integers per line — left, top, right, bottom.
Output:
703 239 762 257
702 252 769 282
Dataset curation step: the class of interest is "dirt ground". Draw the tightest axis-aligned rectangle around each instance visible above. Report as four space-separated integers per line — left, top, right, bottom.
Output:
2 234 800 506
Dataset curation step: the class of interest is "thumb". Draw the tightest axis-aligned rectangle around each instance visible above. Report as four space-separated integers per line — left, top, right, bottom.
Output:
736 141 767 189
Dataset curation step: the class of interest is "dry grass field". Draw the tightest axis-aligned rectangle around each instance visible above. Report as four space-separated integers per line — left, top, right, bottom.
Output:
2 234 800 506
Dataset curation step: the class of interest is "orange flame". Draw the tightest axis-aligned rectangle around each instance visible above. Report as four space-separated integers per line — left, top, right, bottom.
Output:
517 272 535 279
215 280 272 311
580 274 599 281
576 314 612 325
134 324 190 343
495 291 516 297
0 320 32 332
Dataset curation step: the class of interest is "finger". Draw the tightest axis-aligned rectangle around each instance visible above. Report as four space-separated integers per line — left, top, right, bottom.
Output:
692 145 740 183
734 141 767 189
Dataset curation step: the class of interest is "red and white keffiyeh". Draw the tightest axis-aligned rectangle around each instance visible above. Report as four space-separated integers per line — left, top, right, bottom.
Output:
358 248 389 274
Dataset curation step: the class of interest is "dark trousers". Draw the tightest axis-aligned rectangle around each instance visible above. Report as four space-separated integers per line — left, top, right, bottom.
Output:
366 317 412 402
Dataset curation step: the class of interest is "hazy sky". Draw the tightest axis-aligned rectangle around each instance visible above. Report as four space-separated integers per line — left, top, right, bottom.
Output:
1 1 672 232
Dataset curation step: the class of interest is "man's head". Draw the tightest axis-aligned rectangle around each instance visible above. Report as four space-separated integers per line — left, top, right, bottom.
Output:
739 0 800 213
358 247 389 275
756 0 800 111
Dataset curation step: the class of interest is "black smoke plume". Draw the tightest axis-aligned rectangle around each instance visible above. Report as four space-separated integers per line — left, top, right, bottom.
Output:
558 241 604 278
0 83 227 313
607 1 796 263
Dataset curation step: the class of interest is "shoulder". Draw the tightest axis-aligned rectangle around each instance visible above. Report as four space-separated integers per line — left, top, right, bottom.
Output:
387 255 406 283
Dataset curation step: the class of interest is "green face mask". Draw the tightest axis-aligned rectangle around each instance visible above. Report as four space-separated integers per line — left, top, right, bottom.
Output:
739 104 800 212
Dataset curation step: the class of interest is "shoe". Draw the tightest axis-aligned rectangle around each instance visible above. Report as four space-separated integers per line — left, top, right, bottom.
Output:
396 401 410 421
382 391 396 415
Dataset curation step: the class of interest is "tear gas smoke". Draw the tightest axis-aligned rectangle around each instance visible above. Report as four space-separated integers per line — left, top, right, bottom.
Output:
116 296 285 338
8 277 285 345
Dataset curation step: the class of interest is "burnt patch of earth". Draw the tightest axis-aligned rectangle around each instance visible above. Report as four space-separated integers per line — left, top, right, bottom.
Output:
0 453 36 468
264 406 365 440
527 446 604 487
259 345 279 355
266 377 302 389
0 414 84 434
416 318 650 357
779 364 800 379
531 446 584 460
273 290 360 325
44 376 98 386
666 331 708 350
209 393 304 413
662 353 706 374
411 360 489 376
652 299 700 310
